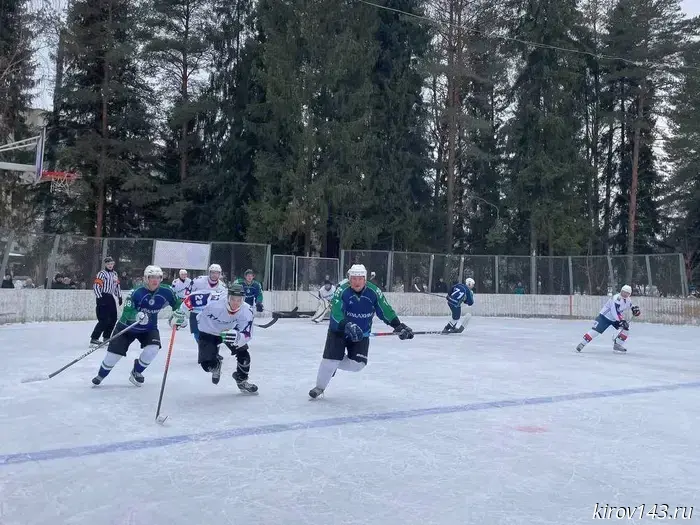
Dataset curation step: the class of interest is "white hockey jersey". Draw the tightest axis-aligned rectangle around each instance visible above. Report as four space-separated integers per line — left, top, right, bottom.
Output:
318 284 336 302
171 277 193 299
182 292 253 343
599 293 635 322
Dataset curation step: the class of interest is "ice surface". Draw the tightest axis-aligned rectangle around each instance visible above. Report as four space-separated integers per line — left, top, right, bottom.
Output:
1 316 699 525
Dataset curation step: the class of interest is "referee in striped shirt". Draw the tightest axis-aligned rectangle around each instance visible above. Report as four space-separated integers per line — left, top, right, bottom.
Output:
90 256 122 346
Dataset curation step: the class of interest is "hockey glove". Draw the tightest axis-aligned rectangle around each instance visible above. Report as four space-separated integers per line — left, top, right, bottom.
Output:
344 322 364 342
256 303 264 313
137 311 150 326
168 310 188 329
222 329 241 346
394 322 414 340
631 305 641 317
620 319 630 331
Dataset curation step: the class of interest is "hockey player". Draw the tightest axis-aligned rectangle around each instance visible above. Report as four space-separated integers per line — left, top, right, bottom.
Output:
576 284 641 353
312 280 336 323
171 269 192 299
91 265 184 386
308 264 414 399
234 269 264 313
178 283 258 393
444 277 475 333
187 264 227 342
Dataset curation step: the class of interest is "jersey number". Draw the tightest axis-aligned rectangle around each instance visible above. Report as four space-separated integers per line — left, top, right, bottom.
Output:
451 289 465 301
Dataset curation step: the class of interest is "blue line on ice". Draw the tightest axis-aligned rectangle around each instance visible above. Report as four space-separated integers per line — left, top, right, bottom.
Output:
2 380 699 466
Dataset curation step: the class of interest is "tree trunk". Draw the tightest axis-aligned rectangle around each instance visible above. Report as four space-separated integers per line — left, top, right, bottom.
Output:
95 1 112 239
603 125 613 254
625 89 643 284
445 1 457 253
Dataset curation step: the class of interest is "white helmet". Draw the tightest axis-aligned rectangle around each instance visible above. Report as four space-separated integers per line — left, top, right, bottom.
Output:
348 264 367 278
465 277 475 289
209 264 222 273
144 265 163 279
179 269 188 276
621 284 632 295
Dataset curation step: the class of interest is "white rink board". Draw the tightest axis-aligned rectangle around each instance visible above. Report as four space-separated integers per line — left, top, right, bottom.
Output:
0 317 699 525
2 289 700 325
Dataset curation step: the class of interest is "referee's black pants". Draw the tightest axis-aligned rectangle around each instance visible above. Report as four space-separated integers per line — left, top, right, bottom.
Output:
91 296 118 341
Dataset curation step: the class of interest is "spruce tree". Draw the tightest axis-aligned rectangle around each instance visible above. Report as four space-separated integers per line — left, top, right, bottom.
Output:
55 0 158 237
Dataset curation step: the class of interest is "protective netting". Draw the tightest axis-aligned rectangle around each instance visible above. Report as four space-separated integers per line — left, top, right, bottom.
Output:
296 257 340 291
430 254 462 293
342 250 391 290
391 252 431 293
463 256 496 294
271 255 295 291
498 256 530 293
535 256 570 295
103 238 155 289
209 242 269 287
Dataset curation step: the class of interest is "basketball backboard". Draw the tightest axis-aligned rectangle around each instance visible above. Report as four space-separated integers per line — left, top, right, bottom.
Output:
0 127 44 184
0 128 79 195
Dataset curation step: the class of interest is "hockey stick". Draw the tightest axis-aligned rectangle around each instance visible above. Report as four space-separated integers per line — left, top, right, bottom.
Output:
255 316 279 329
369 329 461 337
155 325 177 424
20 317 143 383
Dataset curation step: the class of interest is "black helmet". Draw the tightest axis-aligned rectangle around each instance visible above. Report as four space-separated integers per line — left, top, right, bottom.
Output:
228 283 245 297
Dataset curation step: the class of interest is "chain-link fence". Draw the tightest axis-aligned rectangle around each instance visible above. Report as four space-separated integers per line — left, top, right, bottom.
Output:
338 250 688 296
0 229 688 297
0 231 271 290
271 254 295 291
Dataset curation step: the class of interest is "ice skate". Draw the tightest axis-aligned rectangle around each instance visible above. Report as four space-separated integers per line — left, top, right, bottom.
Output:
90 338 100 348
576 342 585 352
129 359 144 386
233 371 258 394
613 342 627 353
235 379 258 394
442 323 454 334
308 386 324 399
211 355 223 385
91 375 103 386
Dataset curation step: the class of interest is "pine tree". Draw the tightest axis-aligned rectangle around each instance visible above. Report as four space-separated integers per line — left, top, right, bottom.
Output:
504 0 589 263
354 0 432 254
190 0 258 241
141 0 216 236
667 36 700 290
55 0 158 237
248 0 379 255
602 0 685 283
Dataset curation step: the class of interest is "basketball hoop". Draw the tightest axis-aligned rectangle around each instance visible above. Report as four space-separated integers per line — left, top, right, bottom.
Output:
39 171 80 196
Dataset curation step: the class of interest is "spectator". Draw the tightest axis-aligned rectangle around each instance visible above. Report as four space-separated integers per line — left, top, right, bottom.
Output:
23 278 35 289
53 274 66 289
514 282 525 294
433 278 448 293
1 273 14 288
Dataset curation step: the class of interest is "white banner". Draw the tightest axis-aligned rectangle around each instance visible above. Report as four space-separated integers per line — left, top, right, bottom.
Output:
153 240 211 270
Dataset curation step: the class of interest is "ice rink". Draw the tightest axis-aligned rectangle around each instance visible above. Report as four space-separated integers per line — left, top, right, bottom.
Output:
1 315 698 525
